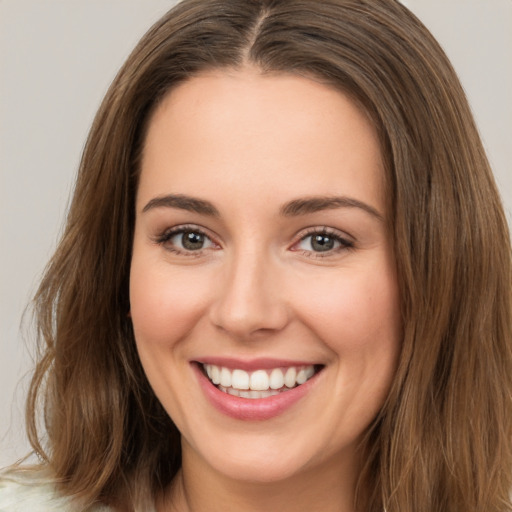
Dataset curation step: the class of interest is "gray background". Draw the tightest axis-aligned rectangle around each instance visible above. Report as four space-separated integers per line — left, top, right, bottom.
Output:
1 0 511 467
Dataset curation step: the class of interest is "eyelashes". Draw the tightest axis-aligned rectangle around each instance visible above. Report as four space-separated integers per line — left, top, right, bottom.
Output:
154 225 217 257
291 227 354 257
154 224 354 259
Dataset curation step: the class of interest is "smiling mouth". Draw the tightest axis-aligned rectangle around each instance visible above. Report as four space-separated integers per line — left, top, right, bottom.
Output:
201 363 322 399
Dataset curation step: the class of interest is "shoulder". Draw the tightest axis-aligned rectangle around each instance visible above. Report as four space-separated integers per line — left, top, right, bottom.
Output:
0 468 112 512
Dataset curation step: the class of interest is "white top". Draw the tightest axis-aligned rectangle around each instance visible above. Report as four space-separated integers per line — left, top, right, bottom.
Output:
0 469 114 512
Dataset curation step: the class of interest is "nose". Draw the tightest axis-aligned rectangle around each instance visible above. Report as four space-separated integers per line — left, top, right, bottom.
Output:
209 248 289 339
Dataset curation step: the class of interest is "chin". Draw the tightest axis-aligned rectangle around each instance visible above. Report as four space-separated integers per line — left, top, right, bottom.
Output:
208 453 309 484
185 431 337 485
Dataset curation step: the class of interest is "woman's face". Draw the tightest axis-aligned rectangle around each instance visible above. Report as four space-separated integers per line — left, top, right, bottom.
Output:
130 69 401 484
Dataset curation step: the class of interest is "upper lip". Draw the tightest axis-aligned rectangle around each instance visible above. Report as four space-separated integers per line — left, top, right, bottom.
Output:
194 357 322 372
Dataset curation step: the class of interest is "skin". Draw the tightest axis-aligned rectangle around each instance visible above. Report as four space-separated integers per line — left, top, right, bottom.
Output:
130 68 401 512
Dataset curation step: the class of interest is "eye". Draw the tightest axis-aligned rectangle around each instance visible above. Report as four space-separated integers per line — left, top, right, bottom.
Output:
173 230 213 251
156 226 216 254
294 229 353 256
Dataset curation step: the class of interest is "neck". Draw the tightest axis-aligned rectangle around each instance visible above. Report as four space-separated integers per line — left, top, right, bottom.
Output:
159 442 361 512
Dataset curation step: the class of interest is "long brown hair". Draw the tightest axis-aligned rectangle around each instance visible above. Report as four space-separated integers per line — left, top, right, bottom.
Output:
23 0 512 510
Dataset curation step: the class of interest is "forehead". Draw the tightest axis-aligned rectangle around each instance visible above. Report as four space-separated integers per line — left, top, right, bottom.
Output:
138 69 385 216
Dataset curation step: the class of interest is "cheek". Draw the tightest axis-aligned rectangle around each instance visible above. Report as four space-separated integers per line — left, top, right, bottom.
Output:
129 254 212 349
292 264 401 354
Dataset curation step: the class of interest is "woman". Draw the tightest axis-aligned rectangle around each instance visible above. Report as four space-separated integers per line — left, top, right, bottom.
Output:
1 0 511 511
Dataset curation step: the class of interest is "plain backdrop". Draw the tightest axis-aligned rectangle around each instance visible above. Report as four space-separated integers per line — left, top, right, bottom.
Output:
1 0 511 468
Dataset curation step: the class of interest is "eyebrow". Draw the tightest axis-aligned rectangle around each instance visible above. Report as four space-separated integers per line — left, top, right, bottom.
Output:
280 196 384 221
142 193 383 221
142 194 220 216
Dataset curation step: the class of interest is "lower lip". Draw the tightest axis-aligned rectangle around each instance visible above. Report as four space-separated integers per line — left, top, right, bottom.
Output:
193 363 320 421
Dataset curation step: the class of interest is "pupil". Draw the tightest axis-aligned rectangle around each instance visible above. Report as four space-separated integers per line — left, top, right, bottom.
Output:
312 234 334 252
182 231 204 250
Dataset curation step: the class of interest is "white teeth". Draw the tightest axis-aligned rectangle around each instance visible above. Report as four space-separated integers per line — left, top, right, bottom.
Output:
218 386 282 399
250 370 269 391
231 369 250 390
210 365 220 385
296 368 307 385
220 367 231 387
296 366 315 385
284 367 297 388
203 363 318 396
269 368 284 390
